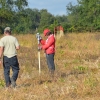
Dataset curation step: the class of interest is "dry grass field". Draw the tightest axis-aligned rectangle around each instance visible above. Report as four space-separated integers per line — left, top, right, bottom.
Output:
0 33 100 100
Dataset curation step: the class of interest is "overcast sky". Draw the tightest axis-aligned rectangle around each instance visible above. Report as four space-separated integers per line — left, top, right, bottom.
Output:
27 0 77 16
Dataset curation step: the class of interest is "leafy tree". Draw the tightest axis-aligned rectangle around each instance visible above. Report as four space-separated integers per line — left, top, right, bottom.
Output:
55 15 69 32
12 8 40 33
66 0 100 32
0 0 28 33
38 9 55 33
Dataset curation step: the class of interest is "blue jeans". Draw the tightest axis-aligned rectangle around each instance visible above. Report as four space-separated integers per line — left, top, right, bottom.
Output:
46 53 55 71
3 56 19 87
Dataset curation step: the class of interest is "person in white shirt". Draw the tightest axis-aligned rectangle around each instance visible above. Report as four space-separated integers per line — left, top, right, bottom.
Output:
0 27 20 88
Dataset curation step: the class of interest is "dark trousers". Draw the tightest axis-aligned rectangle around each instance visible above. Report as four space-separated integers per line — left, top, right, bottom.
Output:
3 56 19 87
46 53 55 71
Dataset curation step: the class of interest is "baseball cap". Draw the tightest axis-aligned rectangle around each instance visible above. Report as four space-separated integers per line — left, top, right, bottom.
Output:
4 27 11 32
43 28 51 36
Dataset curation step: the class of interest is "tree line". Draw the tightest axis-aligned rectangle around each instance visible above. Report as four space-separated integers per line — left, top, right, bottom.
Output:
0 0 100 34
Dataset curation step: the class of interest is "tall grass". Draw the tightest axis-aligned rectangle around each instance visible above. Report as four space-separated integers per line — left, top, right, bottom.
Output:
0 33 100 100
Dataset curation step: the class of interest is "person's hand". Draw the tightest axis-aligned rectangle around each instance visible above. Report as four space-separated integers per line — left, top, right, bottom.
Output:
36 33 42 41
38 46 42 51
0 60 2 66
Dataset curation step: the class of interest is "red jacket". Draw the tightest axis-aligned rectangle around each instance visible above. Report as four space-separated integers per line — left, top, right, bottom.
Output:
40 34 55 54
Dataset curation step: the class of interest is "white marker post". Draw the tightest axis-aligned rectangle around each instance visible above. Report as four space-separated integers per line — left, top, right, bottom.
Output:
37 33 41 75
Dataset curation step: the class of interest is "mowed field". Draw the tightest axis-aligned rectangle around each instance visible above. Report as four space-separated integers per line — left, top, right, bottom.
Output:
0 33 100 100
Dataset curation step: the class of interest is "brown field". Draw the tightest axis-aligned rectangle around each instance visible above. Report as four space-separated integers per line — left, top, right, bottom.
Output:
0 33 100 100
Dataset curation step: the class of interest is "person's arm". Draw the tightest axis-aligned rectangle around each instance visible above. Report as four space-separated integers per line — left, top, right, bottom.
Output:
16 45 20 50
42 36 55 50
0 47 4 57
0 47 4 65
40 39 45 45
0 39 4 65
15 38 20 50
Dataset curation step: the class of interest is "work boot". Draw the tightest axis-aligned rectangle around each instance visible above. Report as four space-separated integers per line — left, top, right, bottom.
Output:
6 82 11 88
49 69 54 80
10 78 17 88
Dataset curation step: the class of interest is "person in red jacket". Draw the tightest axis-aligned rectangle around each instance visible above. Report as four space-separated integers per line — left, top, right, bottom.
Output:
37 29 55 77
